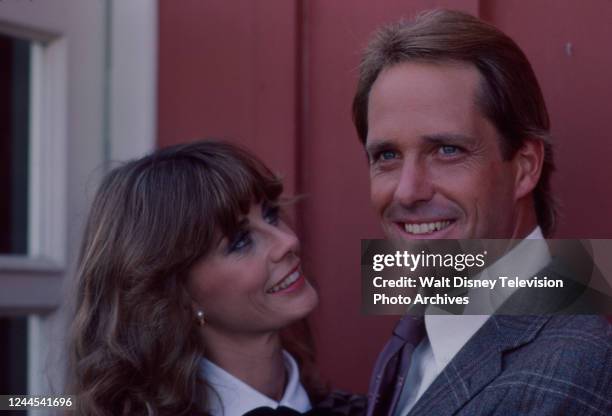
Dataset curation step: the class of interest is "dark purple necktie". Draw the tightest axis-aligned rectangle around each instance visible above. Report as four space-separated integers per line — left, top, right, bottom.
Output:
366 315 426 416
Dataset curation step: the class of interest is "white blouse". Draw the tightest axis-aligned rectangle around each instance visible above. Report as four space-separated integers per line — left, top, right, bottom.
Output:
200 350 312 416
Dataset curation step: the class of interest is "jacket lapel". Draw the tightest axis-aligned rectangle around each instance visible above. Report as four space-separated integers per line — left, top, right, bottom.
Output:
408 315 551 416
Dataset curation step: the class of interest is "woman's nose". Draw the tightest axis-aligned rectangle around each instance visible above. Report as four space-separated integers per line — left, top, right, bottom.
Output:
269 225 300 263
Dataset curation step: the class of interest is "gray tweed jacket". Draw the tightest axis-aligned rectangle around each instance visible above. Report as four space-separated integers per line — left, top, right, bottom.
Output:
404 314 612 415
371 245 612 416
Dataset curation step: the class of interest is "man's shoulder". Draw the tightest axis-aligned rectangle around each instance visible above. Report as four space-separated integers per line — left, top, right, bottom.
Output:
459 315 611 414
529 315 611 352
409 315 611 415
546 315 612 333
501 315 611 366
490 315 611 410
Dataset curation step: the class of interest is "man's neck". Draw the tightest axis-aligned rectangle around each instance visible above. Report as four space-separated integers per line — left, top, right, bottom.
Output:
510 200 540 239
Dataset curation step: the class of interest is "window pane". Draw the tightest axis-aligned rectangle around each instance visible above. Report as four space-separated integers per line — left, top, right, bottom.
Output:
0 317 28 406
0 33 30 255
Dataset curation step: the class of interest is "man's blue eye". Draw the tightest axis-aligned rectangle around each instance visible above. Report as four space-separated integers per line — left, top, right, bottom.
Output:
380 150 397 160
371 150 397 163
439 145 459 155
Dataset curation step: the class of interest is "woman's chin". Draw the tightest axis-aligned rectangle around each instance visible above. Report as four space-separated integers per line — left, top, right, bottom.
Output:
280 283 319 325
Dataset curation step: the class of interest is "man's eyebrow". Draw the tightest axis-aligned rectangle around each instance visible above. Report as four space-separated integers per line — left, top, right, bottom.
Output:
365 139 396 157
422 132 478 146
365 133 477 155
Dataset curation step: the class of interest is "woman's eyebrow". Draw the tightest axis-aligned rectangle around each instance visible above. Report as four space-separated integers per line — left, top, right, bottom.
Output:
215 233 225 248
215 218 250 247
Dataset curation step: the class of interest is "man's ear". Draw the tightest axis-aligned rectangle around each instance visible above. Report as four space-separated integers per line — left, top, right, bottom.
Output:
514 139 544 200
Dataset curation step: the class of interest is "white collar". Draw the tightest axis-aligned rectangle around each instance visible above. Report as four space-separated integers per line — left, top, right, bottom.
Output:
424 226 550 372
201 350 312 416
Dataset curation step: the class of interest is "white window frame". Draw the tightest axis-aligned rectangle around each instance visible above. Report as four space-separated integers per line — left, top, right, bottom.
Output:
0 22 67 311
0 1 157 408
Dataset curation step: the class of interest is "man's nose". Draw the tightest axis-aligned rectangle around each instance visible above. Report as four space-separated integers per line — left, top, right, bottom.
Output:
393 159 434 207
269 226 300 263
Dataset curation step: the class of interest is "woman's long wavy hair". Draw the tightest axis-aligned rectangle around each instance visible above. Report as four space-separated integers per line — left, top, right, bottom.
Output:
69 140 321 415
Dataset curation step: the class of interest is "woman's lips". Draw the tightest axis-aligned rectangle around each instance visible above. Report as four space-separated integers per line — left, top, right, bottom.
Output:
267 269 305 294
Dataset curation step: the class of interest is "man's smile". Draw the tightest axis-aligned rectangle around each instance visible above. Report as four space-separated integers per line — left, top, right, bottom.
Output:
401 220 453 235
392 219 456 238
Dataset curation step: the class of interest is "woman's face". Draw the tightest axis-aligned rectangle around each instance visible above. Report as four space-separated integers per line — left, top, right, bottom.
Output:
187 202 318 336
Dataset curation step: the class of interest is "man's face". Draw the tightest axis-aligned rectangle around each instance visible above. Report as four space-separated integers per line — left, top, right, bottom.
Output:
366 62 523 240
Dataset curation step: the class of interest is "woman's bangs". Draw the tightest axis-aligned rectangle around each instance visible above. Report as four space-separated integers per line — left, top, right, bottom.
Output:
204 159 283 241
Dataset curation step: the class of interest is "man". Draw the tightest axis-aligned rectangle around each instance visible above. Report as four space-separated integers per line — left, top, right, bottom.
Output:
353 9 612 415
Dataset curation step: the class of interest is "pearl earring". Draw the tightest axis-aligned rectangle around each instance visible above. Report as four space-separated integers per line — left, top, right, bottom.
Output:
196 310 205 326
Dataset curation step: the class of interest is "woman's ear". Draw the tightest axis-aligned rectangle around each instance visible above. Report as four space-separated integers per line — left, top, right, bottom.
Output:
183 279 205 326
188 298 206 326
514 139 544 200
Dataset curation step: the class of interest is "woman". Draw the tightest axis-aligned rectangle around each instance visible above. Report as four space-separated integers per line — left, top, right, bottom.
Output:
69 140 363 415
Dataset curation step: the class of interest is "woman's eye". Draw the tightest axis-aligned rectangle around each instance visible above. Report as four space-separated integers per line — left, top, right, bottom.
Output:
228 231 252 253
264 205 280 226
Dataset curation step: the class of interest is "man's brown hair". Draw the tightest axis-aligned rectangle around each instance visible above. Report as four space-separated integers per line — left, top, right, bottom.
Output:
352 9 557 236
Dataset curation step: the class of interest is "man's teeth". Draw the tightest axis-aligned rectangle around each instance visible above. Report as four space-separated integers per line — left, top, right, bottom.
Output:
404 221 451 235
268 270 300 293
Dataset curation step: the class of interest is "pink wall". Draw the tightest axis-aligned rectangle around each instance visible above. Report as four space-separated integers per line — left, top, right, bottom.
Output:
158 0 612 393
480 0 612 238
158 0 301 197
